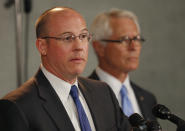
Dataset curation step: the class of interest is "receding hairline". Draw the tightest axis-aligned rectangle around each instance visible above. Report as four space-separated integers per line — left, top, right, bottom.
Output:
35 7 80 38
35 6 77 27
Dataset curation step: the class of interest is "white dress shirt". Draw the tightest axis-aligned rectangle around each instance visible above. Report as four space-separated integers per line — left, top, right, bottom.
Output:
96 67 142 116
41 65 96 131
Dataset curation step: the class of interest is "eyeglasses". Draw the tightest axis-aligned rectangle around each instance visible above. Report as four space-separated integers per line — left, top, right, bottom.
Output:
41 32 92 43
101 35 145 46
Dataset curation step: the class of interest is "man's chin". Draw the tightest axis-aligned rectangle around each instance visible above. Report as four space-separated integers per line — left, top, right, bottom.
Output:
129 66 138 71
124 65 138 72
72 68 85 76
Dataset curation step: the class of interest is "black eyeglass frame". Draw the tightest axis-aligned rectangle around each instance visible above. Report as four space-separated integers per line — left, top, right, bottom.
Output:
100 35 145 45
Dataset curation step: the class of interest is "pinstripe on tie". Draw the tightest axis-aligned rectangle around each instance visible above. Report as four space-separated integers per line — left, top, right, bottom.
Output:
70 85 92 131
120 84 134 117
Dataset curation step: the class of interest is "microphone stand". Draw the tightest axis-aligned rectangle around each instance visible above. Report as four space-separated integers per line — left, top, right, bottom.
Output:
4 0 32 86
14 0 23 86
23 0 32 82
5 0 23 86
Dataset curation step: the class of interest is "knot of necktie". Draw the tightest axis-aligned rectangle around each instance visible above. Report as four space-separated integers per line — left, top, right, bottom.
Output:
120 85 128 96
120 84 134 117
70 85 79 100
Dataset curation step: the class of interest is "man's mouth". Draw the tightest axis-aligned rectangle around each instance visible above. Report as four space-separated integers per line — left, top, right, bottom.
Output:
70 57 85 63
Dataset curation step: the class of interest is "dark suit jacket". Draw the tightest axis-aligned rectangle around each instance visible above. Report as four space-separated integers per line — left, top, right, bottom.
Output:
0 69 131 131
88 70 157 121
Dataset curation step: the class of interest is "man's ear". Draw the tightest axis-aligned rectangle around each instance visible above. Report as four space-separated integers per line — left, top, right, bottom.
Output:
92 41 105 57
36 39 48 56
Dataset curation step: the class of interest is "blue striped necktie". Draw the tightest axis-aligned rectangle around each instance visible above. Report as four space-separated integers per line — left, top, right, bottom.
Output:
120 84 134 117
70 85 92 131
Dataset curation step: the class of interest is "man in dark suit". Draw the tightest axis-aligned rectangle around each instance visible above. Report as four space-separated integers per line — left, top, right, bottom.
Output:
89 8 157 121
0 7 131 131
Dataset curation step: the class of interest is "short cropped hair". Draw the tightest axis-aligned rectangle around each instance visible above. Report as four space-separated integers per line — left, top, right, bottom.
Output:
90 8 140 43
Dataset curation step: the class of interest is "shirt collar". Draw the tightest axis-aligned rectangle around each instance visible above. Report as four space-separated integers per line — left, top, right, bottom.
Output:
96 66 132 95
96 66 122 88
40 64 78 102
123 75 131 93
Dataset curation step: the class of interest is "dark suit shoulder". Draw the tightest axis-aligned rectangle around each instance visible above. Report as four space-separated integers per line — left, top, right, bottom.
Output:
78 76 111 91
0 99 30 131
131 81 156 100
0 78 35 131
88 70 99 80
131 81 157 121
79 76 107 85
2 77 37 104
78 76 116 98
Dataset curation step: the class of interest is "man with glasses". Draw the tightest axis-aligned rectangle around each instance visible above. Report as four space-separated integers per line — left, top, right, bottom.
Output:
0 7 131 131
89 8 157 121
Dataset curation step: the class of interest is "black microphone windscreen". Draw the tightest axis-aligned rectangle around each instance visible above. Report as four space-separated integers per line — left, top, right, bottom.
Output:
132 127 142 131
152 104 171 120
152 104 185 127
147 121 162 131
129 113 147 131
129 113 146 127
177 124 185 131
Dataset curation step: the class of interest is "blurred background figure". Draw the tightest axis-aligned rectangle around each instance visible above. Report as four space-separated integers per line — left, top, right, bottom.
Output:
89 8 157 121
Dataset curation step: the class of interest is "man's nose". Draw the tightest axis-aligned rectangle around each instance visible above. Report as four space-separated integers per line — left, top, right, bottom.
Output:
73 38 88 51
128 40 136 49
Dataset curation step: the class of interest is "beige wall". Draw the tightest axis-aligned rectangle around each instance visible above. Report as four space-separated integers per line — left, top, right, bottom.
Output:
0 0 185 130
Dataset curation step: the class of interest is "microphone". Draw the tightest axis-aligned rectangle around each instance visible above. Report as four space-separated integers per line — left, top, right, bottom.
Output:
129 113 147 131
177 124 185 131
129 113 162 131
152 104 185 127
132 127 142 131
146 121 162 131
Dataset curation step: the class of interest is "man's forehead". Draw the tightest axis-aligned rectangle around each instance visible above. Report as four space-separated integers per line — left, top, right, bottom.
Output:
49 8 82 18
48 11 85 25
47 9 85 26
58 28 88 36
46 9 87 35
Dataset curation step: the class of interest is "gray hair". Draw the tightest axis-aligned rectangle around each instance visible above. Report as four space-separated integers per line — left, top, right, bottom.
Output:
90 8 140 43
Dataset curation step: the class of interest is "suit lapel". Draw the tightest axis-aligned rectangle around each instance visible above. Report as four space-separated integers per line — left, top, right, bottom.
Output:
88 70 100 80
131 82 147 119
78 78 100 131
35 69 75 131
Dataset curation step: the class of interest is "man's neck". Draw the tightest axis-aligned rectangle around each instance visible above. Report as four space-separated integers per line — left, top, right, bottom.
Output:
41 63 77 84
99 65 128 83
